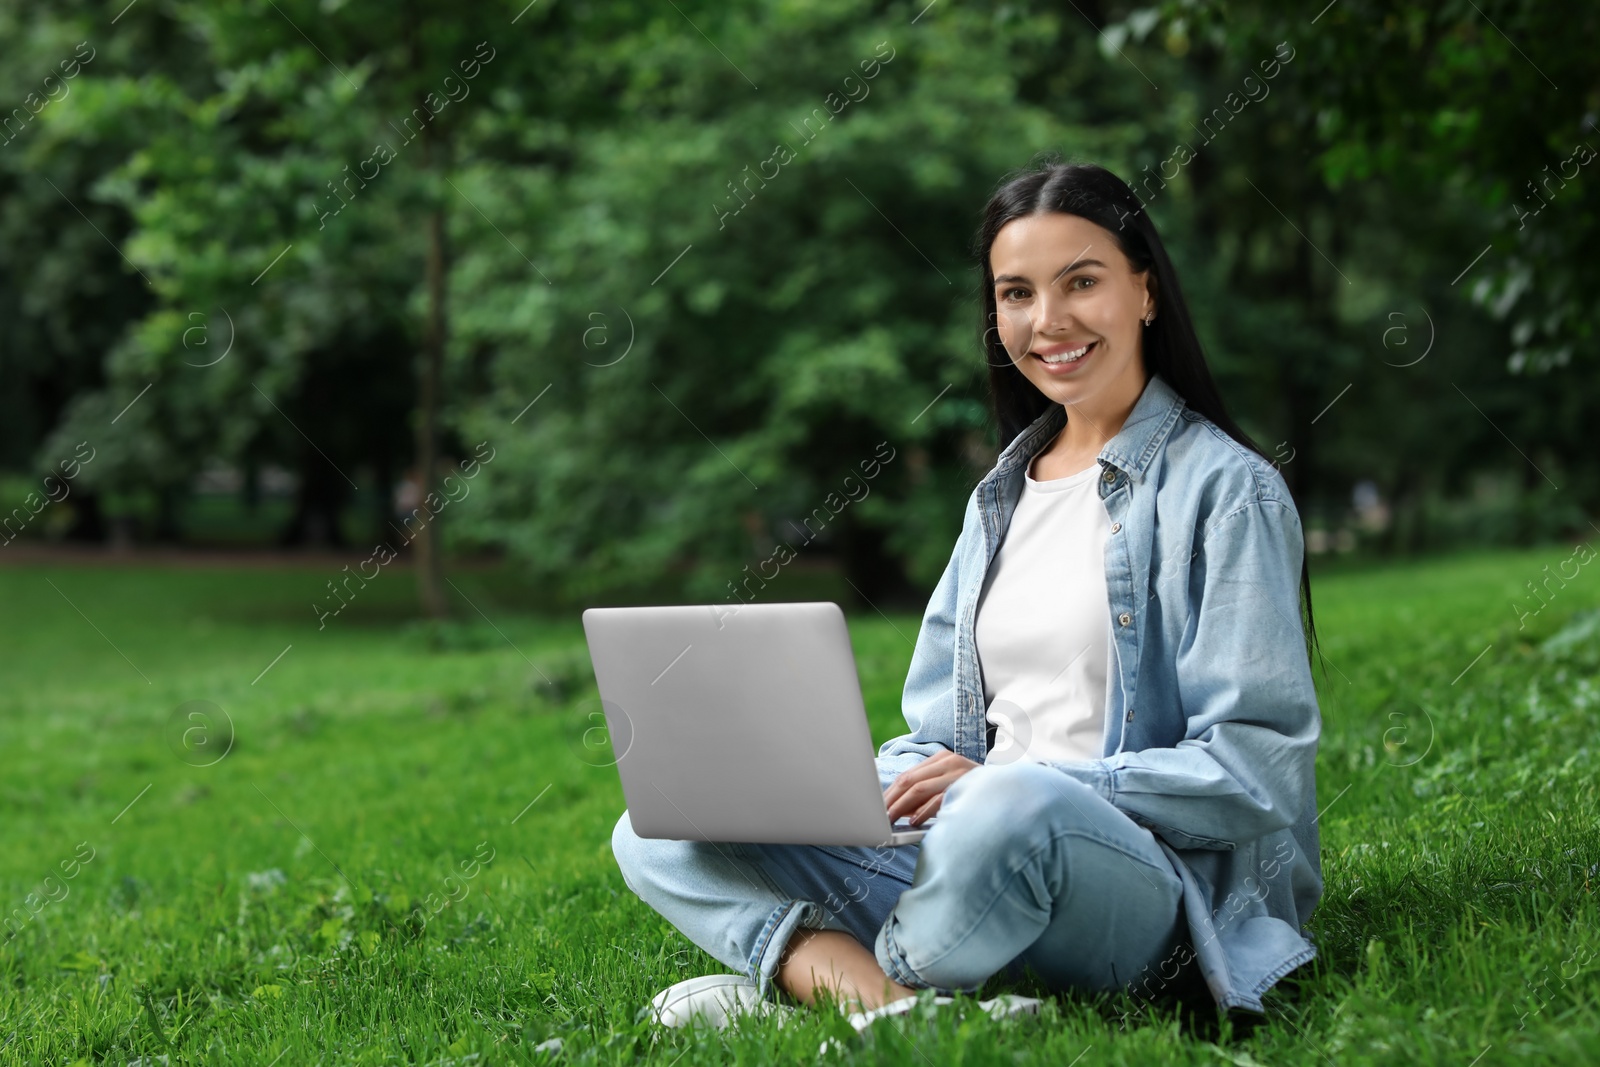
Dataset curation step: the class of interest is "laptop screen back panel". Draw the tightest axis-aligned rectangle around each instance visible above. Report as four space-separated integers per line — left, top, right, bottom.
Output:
582 602 897 845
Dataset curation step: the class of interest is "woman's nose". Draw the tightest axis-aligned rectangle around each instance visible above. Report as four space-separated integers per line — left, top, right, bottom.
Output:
1033 292 1076 335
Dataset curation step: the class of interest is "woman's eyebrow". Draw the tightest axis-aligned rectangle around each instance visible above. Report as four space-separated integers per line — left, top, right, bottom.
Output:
993 258 1109 287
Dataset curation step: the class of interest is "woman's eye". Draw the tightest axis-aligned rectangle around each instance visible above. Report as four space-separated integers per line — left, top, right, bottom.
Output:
1070 276 1096 290
1001 287 1028 301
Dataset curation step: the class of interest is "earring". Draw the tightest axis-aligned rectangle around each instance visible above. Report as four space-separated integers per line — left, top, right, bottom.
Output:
1142 312 1155 326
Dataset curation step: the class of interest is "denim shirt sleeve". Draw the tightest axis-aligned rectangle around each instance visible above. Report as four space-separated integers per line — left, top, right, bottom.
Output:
1041 496 1320 849
874 491 978 783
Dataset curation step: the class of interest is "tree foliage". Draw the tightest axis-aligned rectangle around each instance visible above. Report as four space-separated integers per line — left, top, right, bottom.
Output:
2 0 1593 605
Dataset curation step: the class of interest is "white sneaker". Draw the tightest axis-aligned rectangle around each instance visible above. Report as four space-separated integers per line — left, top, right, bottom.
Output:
979 993 1045 1019
844 993 955 1033
647 974 792 1029
831 991 1042 1043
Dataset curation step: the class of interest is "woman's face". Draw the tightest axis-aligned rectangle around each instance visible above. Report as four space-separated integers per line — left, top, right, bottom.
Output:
989 211 1153 412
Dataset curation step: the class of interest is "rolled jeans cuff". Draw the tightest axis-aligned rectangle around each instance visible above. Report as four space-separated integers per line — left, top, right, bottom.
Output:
873 913 974 994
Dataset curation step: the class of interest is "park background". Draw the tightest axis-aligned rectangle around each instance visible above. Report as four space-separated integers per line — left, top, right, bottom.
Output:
1 1 1597 1064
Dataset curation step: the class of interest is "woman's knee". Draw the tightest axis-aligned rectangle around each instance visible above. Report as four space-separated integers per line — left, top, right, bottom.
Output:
611 808 724 901
926 764 1106 876
942 763 1091 836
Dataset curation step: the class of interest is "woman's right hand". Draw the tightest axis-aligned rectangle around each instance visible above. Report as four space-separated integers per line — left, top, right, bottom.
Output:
883 751 982 825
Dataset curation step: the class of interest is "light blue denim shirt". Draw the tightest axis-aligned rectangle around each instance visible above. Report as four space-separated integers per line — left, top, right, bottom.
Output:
876 370 1323 1016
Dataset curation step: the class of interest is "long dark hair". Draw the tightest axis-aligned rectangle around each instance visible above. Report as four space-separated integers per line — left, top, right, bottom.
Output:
972 155 1322 670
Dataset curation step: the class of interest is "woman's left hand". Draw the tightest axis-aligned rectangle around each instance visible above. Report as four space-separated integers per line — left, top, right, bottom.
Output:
884 751 982 825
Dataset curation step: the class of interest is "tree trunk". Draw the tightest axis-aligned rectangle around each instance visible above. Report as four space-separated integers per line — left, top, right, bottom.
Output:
414 140 448 618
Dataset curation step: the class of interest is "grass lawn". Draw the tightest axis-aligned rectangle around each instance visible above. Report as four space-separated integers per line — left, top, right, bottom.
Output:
0 545 1597 1064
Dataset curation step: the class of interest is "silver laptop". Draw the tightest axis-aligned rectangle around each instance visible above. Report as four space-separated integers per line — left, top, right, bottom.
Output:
581 601 932 847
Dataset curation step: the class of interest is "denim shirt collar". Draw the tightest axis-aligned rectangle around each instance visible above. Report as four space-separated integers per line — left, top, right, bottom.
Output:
988 371 1188 487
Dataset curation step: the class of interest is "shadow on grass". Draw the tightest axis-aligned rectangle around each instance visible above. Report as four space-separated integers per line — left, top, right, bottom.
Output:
983 943 1322 1046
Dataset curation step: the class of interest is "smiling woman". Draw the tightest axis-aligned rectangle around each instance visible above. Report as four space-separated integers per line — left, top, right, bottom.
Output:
610 156 1327 1031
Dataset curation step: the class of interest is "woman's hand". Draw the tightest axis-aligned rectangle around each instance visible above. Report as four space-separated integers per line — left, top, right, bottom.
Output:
884 751 982 825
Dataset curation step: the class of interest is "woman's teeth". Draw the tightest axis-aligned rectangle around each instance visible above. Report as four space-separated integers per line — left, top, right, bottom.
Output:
1039 342 1094 364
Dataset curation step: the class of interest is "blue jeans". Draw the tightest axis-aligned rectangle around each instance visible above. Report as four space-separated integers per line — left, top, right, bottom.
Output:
610 761 1189 1002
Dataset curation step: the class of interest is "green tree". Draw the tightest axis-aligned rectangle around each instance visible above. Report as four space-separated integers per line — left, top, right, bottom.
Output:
451 2 1155 605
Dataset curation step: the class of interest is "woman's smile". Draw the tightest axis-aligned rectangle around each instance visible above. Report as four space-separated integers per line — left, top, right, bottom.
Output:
1033 339 1099 371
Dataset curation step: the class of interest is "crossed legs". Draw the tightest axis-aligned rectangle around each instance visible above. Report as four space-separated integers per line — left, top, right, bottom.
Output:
611 761 1186 1011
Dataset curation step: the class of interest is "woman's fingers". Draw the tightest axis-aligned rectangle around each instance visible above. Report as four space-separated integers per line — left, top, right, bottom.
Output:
886 753 982 823
909 793 943 826
886 775 935 819
884 751 949 808
887 766 961 820
887 780 936 820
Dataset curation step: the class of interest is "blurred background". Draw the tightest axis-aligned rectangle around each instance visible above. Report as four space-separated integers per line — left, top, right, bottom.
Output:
4 3 1600 1061
0 0 1594 611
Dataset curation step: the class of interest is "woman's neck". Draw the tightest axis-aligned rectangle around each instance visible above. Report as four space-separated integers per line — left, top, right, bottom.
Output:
1041 373 1147 470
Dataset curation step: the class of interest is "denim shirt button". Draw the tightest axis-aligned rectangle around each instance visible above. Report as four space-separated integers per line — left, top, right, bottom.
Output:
1101 468 1116 484
1118 612 1132 626
1110 521 1122 533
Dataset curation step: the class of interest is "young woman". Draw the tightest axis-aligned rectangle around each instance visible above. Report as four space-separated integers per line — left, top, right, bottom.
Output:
611 158 1325 1031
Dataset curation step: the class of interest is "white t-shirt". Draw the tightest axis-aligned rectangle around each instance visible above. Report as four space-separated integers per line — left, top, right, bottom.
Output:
974 459 1113 767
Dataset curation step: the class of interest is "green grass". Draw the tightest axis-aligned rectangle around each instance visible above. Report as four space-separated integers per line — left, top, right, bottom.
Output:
1 546 1597 1064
